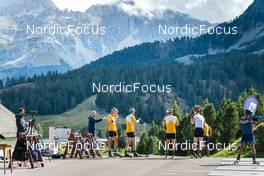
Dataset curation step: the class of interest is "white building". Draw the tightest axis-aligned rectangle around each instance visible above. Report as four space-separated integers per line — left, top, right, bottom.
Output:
0 103 16 138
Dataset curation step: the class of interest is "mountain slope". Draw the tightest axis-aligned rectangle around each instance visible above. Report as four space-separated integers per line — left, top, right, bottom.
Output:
0 0 210 78
90 0 264 67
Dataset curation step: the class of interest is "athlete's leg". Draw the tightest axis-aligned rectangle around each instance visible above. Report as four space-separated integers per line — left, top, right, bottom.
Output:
165 139 170 158
108 137 113 151
198 137 204 157
193 137 198 157
131 137 136 150
236 144 245 161
131 137 139 157
108 137 114 157
250 144 257 163
114 135 118 150
125 137 131 151
125 137 132 157
172 139 176 157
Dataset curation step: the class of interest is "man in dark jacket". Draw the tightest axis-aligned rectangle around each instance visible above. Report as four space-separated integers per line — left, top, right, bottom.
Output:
15 107 27 137
88 110 102 137
13 107 28 162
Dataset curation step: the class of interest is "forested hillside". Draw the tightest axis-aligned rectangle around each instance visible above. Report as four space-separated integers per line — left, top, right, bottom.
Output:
0 52 263 122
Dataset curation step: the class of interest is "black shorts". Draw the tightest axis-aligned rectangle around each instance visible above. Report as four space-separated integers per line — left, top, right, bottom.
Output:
126 132 135 138
194 128 204 138
108 131 117 137
166 133 176 140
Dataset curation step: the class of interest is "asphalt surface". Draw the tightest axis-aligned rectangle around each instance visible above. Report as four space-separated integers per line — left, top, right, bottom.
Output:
209 158 264 176
1 156 222 176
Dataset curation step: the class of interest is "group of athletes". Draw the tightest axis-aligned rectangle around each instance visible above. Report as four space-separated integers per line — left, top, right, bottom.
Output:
88 106 260 164
88 106 213 159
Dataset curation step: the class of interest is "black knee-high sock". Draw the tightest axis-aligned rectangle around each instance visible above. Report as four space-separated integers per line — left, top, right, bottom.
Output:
236 153 241 161
253 153 256 162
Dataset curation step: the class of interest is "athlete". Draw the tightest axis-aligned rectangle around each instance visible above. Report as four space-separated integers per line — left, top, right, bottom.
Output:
88 110 102 137
234 109 259 165
124 108 141 157
191 106 205 158
162 108 179 159
88 110 103 158
105 107 120 157
203 123 213 156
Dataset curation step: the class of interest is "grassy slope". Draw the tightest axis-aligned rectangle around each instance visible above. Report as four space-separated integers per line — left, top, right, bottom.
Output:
37 95 108 133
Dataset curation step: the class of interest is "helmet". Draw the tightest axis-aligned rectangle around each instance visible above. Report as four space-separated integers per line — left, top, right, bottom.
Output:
129 108 136 113
166 108 173 114
111 107 119 114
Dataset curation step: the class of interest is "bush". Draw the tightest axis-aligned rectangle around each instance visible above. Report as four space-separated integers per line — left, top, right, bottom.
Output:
255 123 264 152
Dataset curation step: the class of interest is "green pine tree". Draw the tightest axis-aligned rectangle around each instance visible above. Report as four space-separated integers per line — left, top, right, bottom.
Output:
137 131 148 154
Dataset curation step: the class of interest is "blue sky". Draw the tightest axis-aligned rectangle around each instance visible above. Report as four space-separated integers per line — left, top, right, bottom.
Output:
51 0 253 23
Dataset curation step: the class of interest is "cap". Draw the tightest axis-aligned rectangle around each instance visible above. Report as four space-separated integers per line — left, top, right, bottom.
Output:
166 108 173 114
111 107 119 113
129 108 136 113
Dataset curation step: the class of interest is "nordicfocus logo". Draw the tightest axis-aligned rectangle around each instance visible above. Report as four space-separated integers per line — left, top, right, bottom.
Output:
159 24 238 36
26 24 106 36
92 82 172 93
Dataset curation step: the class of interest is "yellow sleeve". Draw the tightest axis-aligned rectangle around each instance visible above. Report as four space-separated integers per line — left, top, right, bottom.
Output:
106 115 112 124
132 115 136 123
209 126 213 134
203 123 208 131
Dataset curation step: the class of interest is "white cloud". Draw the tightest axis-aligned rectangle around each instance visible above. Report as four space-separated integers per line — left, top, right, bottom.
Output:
185 0 207 10
51 0 254 23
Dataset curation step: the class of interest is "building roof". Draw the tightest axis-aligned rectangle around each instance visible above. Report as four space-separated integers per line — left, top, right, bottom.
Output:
0 104 16 138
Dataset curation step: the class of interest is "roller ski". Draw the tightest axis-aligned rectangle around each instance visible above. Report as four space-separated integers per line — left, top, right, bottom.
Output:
233 160 240 165
123 151 132 158
253 160 260 165
114 151 123 158
133 151 142 158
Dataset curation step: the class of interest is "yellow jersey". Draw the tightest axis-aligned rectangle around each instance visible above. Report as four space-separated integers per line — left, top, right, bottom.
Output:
203 123 212 137
106 114 117 132
163 115 178 134
126 114 136 133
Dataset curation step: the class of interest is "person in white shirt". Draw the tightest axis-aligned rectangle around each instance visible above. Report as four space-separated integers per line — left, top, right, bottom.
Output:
191 106 205 158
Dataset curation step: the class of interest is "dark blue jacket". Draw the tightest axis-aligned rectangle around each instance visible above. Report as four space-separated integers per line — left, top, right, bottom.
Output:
88 116 102 135
15 114 26 135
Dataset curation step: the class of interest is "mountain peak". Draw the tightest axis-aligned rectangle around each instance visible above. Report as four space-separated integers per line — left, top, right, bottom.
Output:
0 0 57 15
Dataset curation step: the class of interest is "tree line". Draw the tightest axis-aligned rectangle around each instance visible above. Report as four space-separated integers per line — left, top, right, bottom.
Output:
0 52 263 122
134 88 264 155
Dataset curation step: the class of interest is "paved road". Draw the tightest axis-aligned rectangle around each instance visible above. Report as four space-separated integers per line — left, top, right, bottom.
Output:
209 158 264 176
1 156 222 176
